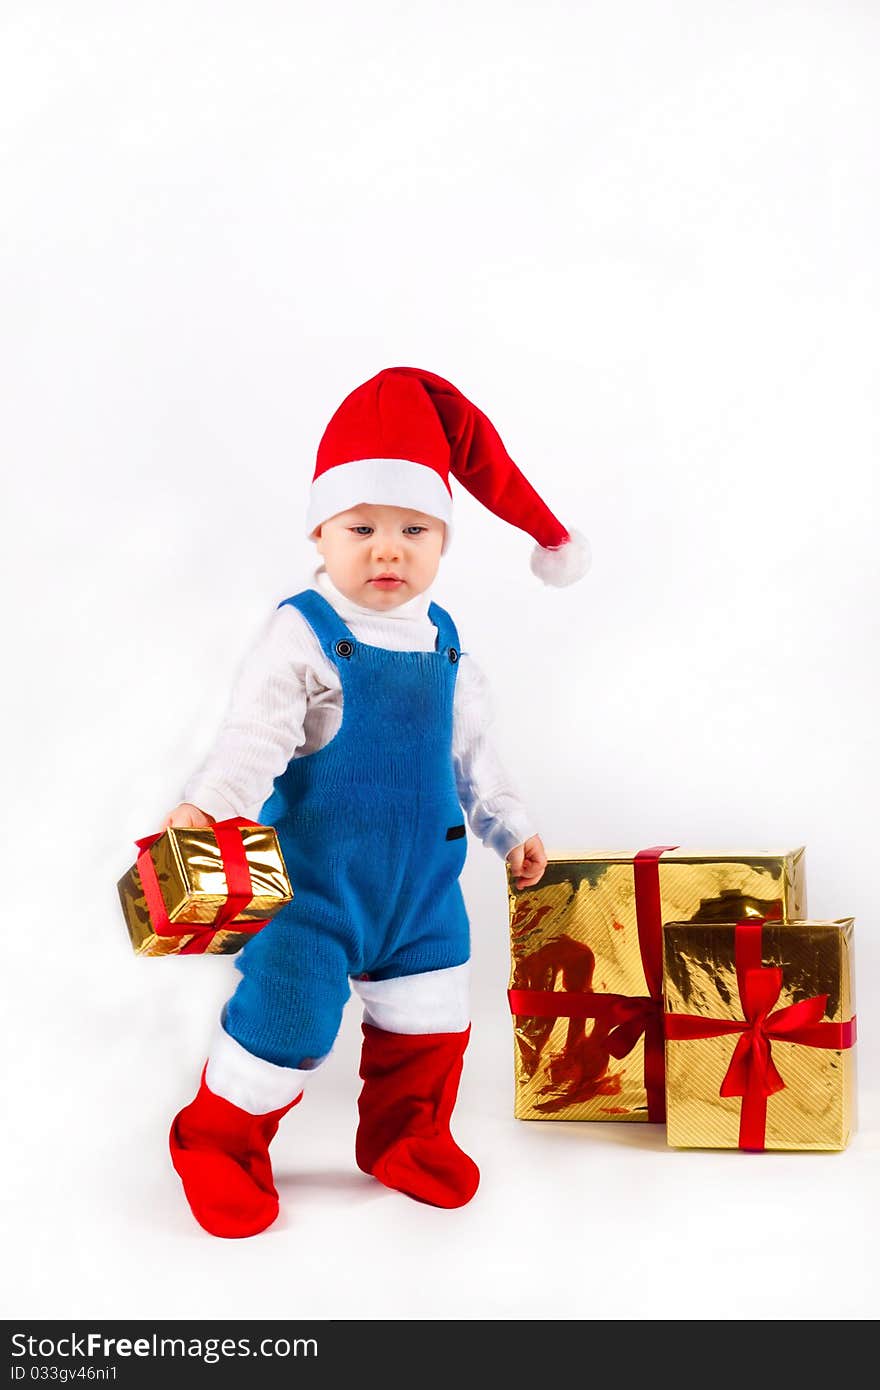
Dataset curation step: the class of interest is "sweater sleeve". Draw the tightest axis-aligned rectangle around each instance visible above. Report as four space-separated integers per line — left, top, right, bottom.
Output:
182 606 326 822
452 653 539 860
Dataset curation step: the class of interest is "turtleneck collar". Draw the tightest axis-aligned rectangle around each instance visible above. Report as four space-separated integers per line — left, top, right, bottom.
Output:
312 566 433 623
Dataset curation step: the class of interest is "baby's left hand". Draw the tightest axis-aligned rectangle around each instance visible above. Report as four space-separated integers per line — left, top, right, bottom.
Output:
507 835 548 890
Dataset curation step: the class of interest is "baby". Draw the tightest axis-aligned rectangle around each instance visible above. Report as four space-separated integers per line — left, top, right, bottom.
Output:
163 366 588 1237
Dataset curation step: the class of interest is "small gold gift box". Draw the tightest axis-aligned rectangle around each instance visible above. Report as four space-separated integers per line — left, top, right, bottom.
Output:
508 848 806 1122
663 918 856 1150
118 820 293 956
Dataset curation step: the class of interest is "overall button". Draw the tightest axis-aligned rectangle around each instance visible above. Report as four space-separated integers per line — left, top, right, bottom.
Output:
335 639 354 658
448 647 459 664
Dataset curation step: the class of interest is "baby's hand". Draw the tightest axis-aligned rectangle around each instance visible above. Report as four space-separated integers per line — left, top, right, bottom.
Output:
507 835 548 890
161 803 215 831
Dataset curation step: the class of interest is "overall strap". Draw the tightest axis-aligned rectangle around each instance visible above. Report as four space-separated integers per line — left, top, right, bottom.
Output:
428 602 461 658
278 590 356 659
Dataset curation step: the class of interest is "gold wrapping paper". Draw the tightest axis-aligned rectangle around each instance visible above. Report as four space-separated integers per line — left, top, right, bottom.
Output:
118 824 293 956
508 849 806 1121
663 918 855 1150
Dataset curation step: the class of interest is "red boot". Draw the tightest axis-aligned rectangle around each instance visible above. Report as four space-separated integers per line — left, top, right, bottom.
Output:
169 1069 301 1238
355 1024 480 1209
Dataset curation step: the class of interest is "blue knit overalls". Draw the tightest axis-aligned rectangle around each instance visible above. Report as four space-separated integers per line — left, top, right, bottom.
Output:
223 590 470 1069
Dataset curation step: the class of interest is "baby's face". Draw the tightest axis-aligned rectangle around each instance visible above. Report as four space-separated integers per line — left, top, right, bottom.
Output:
315 503 446 611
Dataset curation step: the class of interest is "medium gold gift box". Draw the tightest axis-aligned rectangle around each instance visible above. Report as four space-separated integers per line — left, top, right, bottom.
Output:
663 918 856 1150
118 820 293 956
507 847 806 1122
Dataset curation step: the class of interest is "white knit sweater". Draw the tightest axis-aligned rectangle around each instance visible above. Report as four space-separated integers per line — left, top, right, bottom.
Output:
183 569 537 859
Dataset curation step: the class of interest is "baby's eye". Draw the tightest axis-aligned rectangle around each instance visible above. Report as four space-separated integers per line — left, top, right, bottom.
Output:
403 526 427 536
351 526 374 536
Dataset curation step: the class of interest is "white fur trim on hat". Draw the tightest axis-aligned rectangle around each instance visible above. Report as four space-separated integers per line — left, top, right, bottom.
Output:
306 457 454 551
530 529 591 587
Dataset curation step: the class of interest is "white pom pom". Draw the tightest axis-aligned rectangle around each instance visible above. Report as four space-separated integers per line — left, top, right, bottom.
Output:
530 529 591 587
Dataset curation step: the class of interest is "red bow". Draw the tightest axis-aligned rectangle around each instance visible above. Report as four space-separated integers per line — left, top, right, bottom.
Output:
135 818 269 955
664 920 857 1149
508 846 677 1121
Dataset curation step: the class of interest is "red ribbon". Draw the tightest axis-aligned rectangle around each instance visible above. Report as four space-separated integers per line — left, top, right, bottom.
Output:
135 818 270 955
508 845 678 1122
664 919 857 1149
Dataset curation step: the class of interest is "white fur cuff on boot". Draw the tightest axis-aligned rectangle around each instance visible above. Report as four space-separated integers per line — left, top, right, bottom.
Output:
205 1021 314 1115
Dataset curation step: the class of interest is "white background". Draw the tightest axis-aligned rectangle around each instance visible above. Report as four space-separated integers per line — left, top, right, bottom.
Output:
3 1 878 1322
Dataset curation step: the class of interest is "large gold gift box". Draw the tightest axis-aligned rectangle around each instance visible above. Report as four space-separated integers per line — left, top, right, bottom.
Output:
663 918 856 1150
118 822 293 956
508 848 806 1122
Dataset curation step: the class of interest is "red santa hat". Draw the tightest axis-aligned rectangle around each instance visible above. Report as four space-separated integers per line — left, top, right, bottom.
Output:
306 367 590 586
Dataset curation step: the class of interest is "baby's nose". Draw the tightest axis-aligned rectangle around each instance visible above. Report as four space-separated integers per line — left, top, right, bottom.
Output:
373 534 401 560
